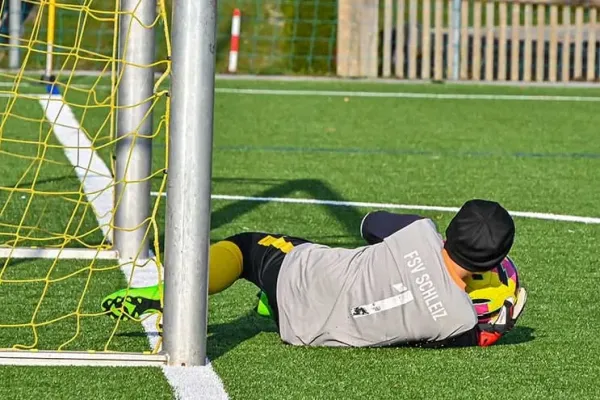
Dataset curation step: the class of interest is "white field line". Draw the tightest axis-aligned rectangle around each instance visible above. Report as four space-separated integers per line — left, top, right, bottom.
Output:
150 192 600 225
2 69 600 87
2 82 600 103
38 94 228 400
213 88 600 102
38 95 115 242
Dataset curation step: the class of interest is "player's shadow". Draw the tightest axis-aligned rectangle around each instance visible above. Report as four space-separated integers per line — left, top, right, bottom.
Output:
206 311 278 361
210 177 365 240
117 321 534 357
115 311 277 360
5 175 366 249
205 319 535 359
155 177 366 251
413 326 535 349
391 325 536 350
495 326 536 346
3 176 366 250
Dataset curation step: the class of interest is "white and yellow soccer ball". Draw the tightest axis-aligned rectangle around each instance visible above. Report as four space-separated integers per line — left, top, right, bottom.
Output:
465 256 520 323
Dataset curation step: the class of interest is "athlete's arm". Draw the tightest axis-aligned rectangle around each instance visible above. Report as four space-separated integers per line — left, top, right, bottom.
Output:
412 325 510 349
476 287 527 346
360 210 426 244
414 288 527 348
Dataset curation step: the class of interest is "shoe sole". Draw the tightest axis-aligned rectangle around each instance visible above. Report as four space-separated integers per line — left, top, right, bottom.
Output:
101 295 162 321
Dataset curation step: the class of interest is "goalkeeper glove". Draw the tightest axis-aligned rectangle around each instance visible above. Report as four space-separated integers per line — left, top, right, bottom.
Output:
477 287 527 347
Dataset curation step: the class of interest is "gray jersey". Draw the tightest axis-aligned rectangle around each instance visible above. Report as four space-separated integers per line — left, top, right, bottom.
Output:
276 219 478 347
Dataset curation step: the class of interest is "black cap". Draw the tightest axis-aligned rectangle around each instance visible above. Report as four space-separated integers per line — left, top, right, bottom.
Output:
444 199 515 273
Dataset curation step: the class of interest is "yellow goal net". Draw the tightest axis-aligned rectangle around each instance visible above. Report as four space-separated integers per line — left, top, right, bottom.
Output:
0 0 170 365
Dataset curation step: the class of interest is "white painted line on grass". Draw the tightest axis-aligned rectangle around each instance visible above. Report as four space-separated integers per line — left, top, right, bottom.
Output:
117 258 163 352
39 94 228 400
214 88 600 102
16 86 600 103
38 94 115 242
163 366 228 400
3 69 600 88
4 82 600 103
151 192 600 225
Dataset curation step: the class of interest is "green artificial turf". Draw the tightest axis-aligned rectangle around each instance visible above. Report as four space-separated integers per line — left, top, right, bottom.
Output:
0 79 599 399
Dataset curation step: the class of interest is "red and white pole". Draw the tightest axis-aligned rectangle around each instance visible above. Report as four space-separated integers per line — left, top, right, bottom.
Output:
228 8 241 73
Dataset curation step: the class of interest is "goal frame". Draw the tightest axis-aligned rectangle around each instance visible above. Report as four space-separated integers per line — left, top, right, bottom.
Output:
0 0 216 367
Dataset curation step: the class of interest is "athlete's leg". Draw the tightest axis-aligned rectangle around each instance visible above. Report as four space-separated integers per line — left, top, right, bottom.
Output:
101 238 245 320
101 232 310 321
223 232 311 323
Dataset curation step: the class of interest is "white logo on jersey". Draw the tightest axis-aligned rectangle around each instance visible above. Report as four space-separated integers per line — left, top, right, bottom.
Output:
351 282 415 318
405 250 448 321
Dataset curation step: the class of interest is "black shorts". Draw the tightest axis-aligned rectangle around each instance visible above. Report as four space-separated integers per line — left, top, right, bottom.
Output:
224 232 311 323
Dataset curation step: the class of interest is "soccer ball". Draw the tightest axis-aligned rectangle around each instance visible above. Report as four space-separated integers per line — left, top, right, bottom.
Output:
465 257 520 323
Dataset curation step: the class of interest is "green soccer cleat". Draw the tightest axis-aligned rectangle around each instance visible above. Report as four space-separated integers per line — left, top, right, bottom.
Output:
101 284 163 321
255 291 273 319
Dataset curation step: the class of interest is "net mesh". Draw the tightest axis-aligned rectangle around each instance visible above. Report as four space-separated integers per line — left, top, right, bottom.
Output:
0 0 169 353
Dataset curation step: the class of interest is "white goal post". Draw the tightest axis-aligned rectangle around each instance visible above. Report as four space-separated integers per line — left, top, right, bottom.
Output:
162 0 216 367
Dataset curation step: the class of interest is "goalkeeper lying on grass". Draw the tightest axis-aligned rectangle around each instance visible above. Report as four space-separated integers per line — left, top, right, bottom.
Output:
102 199 527 348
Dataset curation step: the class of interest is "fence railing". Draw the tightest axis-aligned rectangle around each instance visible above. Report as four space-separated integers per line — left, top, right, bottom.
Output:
338 0 600 82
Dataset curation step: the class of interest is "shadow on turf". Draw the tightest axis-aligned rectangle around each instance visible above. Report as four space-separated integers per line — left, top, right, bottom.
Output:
495 326 536 346
403 326 535 349
204 320 535 359
113 311 277 361
3 176 365 251
115 315 534 357
154 177 367 250
206 312 278 361
211 177 365 238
